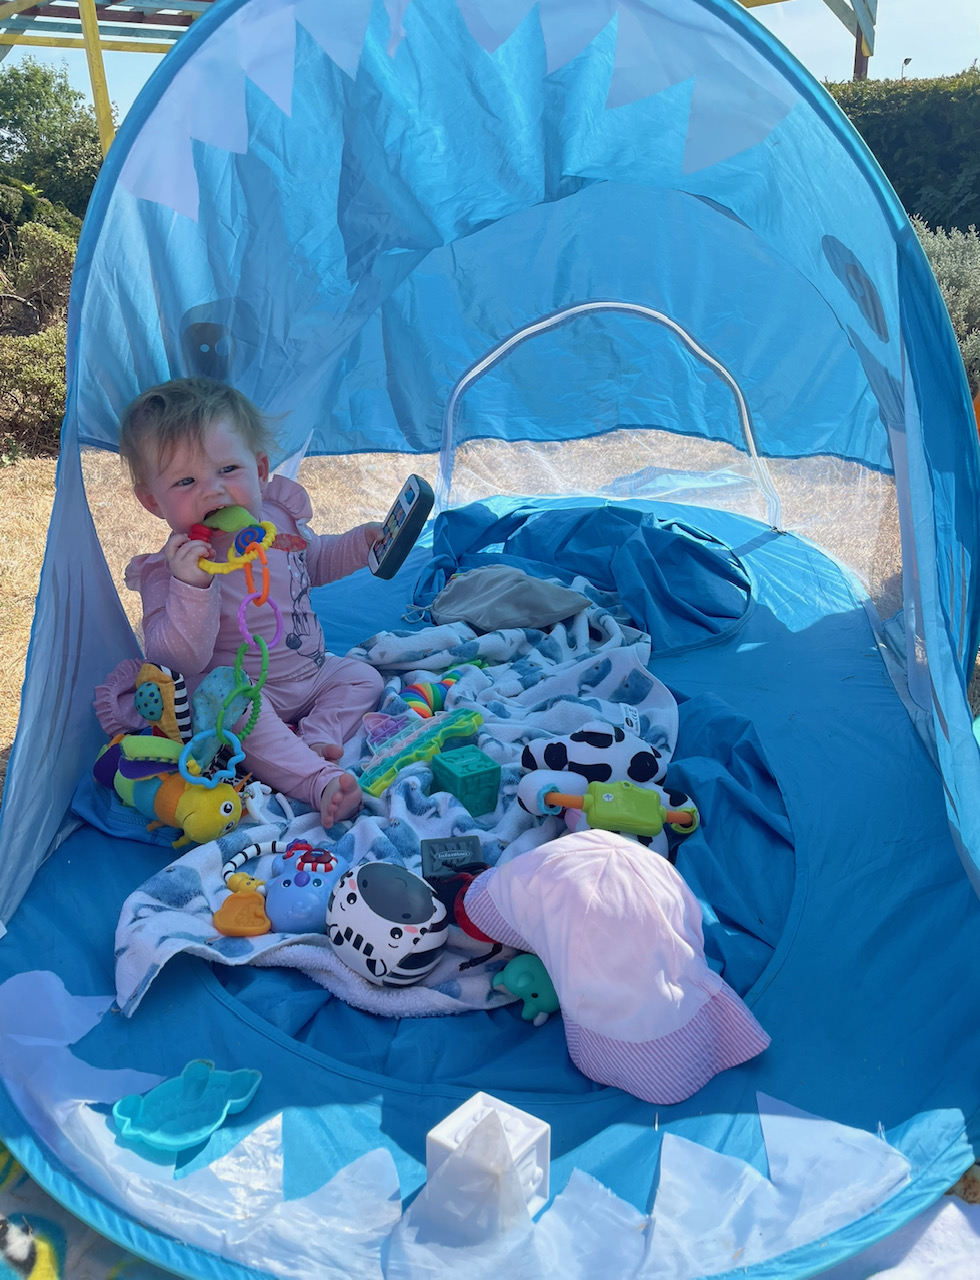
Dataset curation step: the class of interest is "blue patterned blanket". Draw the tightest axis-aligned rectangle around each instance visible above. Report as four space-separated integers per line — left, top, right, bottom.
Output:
115 604 680 1018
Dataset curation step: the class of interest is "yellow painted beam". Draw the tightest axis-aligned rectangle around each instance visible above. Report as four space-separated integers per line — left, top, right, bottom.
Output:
739 0 792 7
77 0 115 154
0 31 173 53
0 0 40 20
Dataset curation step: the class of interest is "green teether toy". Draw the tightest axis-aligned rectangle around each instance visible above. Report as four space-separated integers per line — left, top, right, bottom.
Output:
203 505 258 533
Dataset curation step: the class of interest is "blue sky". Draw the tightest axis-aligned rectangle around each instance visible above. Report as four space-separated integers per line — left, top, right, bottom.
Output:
753 0 979 83
2 0 979 119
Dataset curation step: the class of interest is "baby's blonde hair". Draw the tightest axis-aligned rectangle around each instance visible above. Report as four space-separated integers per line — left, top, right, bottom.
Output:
119 377 275 485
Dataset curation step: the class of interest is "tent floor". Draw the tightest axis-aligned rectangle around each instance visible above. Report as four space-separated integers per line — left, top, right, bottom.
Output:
1 499 979 1278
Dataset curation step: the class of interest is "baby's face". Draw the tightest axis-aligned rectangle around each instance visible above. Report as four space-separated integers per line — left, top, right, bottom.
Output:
135 416 269 535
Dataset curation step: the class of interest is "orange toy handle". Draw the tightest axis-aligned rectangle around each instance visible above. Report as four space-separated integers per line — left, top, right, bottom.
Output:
665 808 695 828
545 791 586 811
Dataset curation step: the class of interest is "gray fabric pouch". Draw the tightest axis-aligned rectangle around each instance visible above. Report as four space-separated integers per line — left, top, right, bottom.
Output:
429 565 590 632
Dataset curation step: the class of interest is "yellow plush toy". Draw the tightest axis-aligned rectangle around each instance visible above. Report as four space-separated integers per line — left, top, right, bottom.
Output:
95 734 243 849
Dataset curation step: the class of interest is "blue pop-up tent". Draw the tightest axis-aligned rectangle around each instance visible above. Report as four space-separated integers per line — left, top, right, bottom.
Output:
2 0 980 1276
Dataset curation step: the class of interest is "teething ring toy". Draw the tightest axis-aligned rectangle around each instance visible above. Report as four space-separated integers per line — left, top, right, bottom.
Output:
234 525 264 556
171 509 280 788
238 592 283 650
215 639 269 744
178 514 282 797
197 522 275 577
179 729 245 786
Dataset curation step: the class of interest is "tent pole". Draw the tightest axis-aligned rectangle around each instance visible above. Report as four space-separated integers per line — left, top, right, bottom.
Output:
77 0 115 155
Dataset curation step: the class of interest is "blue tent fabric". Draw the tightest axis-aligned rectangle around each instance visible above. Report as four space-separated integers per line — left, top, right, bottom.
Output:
414 501 753 652
3 0 980 1275
3 503 980 1280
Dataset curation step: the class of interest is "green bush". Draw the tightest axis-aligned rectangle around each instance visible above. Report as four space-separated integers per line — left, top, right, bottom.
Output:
0 322 66 461
0 58 103 219
1 219 75 340
7 222 75 326
0 181 23 227
0 172 81 244
828 70 980 232
912 218 980 398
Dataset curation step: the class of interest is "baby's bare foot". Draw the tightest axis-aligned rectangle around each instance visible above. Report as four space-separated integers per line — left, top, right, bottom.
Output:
320 772 362 826
311 742 344 763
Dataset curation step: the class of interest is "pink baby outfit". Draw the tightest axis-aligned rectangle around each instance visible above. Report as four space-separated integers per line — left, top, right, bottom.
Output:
99 475 383 810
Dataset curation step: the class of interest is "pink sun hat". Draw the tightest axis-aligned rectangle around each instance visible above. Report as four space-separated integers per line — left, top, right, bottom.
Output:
463 828 770 1104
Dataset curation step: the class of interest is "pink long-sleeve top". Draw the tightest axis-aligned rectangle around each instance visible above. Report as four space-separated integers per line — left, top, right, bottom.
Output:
126 475 371 689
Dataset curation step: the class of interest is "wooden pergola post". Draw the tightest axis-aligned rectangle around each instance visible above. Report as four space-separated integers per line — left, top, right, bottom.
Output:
740 1 878 80
853 24 870 81
77 0 114 154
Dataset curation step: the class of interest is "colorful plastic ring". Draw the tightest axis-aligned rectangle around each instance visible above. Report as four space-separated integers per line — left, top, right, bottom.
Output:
178 730 244 787
237 593 283 649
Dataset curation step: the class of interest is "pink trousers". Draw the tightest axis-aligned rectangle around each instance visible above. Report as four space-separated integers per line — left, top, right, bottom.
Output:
243 656 384 806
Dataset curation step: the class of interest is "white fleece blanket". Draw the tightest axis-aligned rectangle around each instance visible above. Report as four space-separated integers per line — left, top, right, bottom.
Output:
115 604 679 1018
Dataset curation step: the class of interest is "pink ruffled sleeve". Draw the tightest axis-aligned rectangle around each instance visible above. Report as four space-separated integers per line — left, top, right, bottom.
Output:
263 474 314 525
305 525 372 586
264 474 373 586
127 551 221 675
94 658 144 736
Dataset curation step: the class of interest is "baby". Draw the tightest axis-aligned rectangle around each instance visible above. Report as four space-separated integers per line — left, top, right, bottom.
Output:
100 376 384 827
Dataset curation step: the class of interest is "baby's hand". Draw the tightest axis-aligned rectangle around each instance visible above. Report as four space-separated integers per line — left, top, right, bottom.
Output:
165 532 213 588
362 522 383 550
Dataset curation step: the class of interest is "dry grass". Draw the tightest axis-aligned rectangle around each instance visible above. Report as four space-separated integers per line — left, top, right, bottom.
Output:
4 438 978 806
0 456 57 799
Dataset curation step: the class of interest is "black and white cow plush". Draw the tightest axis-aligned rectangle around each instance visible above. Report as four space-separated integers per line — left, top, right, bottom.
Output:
520 720 666 787
518 721 695 860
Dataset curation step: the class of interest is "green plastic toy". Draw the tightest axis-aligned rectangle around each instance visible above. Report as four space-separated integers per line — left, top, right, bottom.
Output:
359 707 485 797
544 779 698 838
204 505 257 533
431 744 500 816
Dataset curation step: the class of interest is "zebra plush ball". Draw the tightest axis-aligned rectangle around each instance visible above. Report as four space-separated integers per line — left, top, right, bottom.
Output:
326 862 448 986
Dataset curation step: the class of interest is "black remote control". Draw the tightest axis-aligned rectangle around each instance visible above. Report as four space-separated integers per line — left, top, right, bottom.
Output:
367 474 435 579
